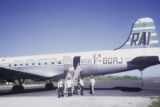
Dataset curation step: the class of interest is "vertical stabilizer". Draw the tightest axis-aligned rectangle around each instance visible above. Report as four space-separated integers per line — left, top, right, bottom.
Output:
116 17 158 49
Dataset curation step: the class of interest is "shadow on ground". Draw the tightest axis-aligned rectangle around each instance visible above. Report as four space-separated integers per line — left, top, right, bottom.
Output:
111 86 142 92
0 86 142 96
84 87 142 92
0 87 57 96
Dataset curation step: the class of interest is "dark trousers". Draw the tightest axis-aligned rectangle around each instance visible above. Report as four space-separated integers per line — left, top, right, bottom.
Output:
89 85 92 94
67 87 72 96
58 87 64 98
89 85 94 95
73 86 78 95
80 85 84 95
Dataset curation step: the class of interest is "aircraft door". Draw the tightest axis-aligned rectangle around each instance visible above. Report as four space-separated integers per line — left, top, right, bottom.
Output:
73 56 80 70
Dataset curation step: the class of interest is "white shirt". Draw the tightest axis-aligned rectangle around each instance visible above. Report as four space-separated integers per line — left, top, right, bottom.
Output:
66 79 72 88
79 79 84 86
90 78 95 86
76 65 81 72
75 65 81 77
74 79 78 86
58 81 63 88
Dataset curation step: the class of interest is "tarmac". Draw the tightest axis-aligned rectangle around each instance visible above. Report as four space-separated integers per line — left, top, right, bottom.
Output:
0 79 160 107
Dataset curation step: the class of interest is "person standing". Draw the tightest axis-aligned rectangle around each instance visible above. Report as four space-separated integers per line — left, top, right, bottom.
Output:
73 78 79 95
73 63 81 95
79 77 84 96
66 78 72 96
89 75 95 95
57 79 64 98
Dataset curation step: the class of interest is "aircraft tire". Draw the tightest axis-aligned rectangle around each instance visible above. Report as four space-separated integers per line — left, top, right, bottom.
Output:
45 83 54 90
12 85 24 93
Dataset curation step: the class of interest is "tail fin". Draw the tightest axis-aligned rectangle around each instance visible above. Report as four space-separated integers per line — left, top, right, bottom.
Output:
116 17 158 50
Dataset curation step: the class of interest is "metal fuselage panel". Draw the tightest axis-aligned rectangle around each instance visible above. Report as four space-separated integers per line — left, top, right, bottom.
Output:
0 48 159 79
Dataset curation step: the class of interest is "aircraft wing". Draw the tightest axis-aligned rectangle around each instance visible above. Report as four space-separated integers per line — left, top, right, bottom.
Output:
0 66 64 82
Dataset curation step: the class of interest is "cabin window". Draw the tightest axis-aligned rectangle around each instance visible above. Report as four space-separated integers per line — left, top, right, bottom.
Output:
51 62 54 64
14 64 17 66
58 61 61 64
45 62 47 65
9 64 11 67
38 63 41 65
20 64 23 66
32 63 35 66
26 64 28 66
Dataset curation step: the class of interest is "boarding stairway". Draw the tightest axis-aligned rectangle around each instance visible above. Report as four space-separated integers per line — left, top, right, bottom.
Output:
63 56 81 93
64 65 81 94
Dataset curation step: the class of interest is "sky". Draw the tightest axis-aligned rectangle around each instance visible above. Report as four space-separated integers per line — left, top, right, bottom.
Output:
0 0 160 77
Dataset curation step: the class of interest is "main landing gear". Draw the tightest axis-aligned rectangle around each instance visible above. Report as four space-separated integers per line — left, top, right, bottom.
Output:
11 79 55 93
12 79 25 93
45 80 54 90
140 71 144 87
